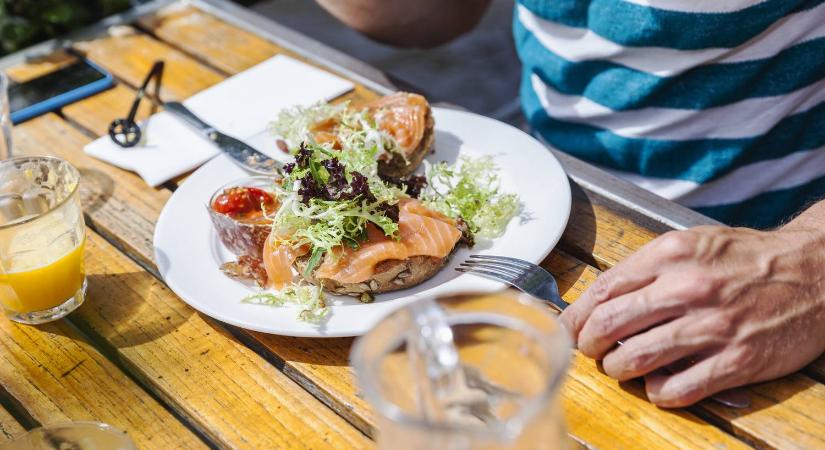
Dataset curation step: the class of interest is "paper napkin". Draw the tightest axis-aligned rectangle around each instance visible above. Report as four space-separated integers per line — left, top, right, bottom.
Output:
84 55 354 187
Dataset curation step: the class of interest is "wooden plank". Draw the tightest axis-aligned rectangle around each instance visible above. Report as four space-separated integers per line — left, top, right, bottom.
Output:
5 50 78 82
73 26 224 101
137 5 281 75
62 22 376 147
0 406 25 441
60 70 376 144
0 310 205 449
135 5 381 109
10 115 370 449
702 374 825 450
563 356 742 450
559 188 659 270
59 84 376 159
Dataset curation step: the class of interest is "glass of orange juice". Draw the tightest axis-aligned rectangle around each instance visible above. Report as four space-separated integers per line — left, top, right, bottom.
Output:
0 156 86 324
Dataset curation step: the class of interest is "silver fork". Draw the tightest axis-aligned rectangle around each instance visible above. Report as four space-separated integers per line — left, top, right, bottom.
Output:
456 254 751 409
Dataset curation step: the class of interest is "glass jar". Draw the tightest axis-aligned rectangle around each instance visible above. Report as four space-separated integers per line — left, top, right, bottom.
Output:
352 291 571 450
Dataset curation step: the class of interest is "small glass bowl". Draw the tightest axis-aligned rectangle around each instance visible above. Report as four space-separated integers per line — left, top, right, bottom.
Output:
207 176 278 258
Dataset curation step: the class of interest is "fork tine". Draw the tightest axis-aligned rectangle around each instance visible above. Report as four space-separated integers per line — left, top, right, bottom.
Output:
464 258 536 274
459 261 524 278
455 267 518 286
468 254 535 269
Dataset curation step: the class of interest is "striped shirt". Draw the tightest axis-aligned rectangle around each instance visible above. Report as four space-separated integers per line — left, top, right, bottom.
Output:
514 0 825 229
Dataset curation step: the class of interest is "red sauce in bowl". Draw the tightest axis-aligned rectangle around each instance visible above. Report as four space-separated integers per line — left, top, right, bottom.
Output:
208 185 278 258
211 187 277 223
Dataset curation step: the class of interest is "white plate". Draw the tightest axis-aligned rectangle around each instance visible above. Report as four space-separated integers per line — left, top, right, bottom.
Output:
154 108 571 337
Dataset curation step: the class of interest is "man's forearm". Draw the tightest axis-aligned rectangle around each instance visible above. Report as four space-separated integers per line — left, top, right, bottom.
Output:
315 0 492 48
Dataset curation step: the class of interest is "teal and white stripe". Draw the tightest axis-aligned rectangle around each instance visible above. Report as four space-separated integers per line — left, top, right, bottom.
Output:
515 0 825 228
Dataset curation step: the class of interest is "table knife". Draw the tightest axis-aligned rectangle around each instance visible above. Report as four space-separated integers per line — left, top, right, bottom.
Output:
165 101 282 175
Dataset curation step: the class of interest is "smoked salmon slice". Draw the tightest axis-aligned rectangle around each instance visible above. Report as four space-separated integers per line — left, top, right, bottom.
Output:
366 92 429 155
314 199 461 284
307 92 429 155
398 199 461 257
262 235 306 289
315 225 408 284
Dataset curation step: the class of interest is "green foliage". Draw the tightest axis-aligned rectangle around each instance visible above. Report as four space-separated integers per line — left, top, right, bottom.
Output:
0 0 130 55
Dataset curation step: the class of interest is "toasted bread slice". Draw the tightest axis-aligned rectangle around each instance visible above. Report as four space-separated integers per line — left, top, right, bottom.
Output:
297 254 448 296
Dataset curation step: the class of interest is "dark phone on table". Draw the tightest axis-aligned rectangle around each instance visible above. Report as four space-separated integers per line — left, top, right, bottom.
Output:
8 58 114 124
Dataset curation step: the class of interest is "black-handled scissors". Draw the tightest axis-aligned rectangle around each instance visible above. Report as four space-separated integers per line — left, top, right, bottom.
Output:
108 60 164 148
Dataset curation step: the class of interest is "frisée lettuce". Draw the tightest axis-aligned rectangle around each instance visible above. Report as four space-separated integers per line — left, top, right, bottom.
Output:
270 144 405 276
269 101 401 160
242 285 329 323
420 156 520 239
268 102 346 150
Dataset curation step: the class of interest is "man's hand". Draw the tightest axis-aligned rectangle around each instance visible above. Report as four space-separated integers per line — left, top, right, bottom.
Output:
559 216 825 407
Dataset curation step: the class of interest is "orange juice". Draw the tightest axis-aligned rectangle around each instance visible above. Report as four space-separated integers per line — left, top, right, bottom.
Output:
0 238 85 313
1 156 86 324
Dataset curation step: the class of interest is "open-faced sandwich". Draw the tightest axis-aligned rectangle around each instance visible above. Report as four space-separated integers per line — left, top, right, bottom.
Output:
270 91 433 178
208 92 519 322
261 144 472 299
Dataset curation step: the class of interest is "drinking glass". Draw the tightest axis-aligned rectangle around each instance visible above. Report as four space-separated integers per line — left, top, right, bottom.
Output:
0 71 12 160
352 291 571 450
0 422 136 450
0 156 86 324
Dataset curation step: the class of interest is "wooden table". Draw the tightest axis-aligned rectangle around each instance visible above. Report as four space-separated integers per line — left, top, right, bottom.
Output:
1 1 823 448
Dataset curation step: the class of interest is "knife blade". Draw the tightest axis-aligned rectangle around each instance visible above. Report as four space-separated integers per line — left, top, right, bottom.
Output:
165 101 282 175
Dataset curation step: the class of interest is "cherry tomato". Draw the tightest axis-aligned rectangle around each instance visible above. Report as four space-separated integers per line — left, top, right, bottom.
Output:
212 187 276 217
247 187 275 207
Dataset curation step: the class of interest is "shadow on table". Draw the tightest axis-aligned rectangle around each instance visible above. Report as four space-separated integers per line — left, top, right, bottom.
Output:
56 272 196 347
77 168 114 215
227 327 355 367
557 182 599 271
540 187 597 302
608 362 815 419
